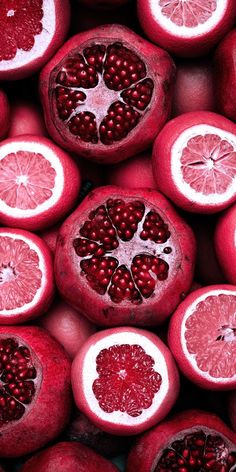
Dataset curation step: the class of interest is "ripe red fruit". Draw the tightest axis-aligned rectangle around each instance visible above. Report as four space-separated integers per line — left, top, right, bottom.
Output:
0 326 71 458
105 151 157 189
39 24 175 164
0 89 10 140
8 100 47 138
215 203 236 284
126 409 236 472
54 186 196 327
215 29 236 122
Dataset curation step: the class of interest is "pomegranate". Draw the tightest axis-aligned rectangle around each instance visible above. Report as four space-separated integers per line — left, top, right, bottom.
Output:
215 203 236 284
54 186 196 327
126 409 236 472
39 24 175 164
8 100 47 138
215 29 236 122
0 326 71 458
0 89 10 140
228 391 236 433
19 441 119 472
71 327 180 435
105 151 157 189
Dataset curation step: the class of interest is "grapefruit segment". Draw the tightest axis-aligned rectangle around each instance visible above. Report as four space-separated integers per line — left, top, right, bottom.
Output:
159 0 217 28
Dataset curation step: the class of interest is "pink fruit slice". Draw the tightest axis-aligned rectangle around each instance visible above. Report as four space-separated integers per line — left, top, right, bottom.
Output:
159 0 217 27
168 285 236 390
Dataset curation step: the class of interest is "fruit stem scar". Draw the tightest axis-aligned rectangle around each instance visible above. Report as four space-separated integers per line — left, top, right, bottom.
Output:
216 325 236 342
7 9 15 17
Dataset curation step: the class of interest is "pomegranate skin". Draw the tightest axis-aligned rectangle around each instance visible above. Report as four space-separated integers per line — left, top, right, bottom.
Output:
20 441 119 472
8 100 47 138
54 185 196 327
214 203 236 284
137 0 236 58
39 24 175 164
0 326 71 458
215 29 236 122
105 151 157 189
0 90 10 140
126 409 236 472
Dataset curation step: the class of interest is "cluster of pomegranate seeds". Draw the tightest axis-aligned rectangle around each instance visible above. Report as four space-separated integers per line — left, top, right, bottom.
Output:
0 337 37 426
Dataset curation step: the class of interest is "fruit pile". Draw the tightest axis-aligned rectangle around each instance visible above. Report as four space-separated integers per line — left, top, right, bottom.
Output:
0 0 236 471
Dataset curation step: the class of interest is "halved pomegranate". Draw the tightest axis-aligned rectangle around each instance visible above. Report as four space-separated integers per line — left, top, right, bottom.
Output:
215 203 236 284
126 409 236 472
0 326 71 458
54 186 196 327
39 24 175 164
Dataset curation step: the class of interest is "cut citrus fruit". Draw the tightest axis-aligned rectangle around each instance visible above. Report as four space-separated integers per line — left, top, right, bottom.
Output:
168 285 236 390
152 111 236 213
137 0 235 57
215 203 236 284
0 135 81 231
71 327 180 435
0 227 54 324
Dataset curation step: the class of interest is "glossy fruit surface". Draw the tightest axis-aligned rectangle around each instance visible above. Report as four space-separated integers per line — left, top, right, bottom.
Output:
215 203 236 284
215 29 236 122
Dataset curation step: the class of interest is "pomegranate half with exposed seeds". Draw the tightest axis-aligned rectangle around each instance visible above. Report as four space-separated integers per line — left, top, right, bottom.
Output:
0 326 71 458
126 409 236 472
39 24 175 164
54 186 196 327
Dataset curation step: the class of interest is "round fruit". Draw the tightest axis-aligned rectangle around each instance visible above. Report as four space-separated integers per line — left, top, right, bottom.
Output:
8 100 47 138
0 326 71 458
39 24 175 164
19 441 119 472
126 409 236 472
0 135 81 231
105 151 157 189
0 227 54 324
39 223 60 255
215 29 236 122
0 0 71 80
0 89 10 140
71 327 180 435
168 285 236 390
54 185 196 327
152 111 236 214
137 0 236 58
215 203 236 284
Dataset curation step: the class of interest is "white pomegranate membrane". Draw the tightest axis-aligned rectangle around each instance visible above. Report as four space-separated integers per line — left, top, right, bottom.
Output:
51 42 154 146
152 0 227 37
171 125 236 205
0 140 64 218
181 289 236 383
0 232 46 315
0 0 55 71
82 332 169 425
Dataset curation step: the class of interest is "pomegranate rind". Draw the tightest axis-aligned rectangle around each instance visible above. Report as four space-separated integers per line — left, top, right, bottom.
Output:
0 326 71 458
215 29 236 122
0 89 10 140
168 285 236 390
152 111 236 214
0 135 81 231
137 0 236 57
39 24 175 164
126 409 236 472
0 227 54 324
0 0 71 80
71 327 180 435
54 185 196 327
214 203 236 284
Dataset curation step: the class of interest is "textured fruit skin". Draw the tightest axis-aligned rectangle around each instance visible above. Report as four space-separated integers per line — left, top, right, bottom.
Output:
39 24 175 164
168 284 236 390
0 135 81 231
137 0 236 58
215 203 236 284
0 227 54 325
54 185 196 327
20 441 119 472
228 391 236 432
71 327 180 435
215 29 236 122
0 89 10 140
105 151 157 189
152 111 236 214
126 409 236 472
0 326 71 458
0 0 71 80
8 100 47 138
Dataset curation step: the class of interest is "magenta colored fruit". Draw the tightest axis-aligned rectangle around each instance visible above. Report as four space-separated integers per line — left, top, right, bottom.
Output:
8 100 47 138
215 203 236 284
54 185 196 327
0 326 71 458
78 0 130 9
106 151 157 189
228 391 236 432
215 29 236 122
0 89 10 140
39 24 175 164
126 409 236 472
39 223 60 255
0 0 71 80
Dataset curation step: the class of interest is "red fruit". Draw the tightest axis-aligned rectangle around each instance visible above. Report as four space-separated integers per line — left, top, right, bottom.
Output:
228 391 236 432
0 89 10 140
19 441 119 472
39 299 96 359
0 326 71 458
215 29 236 122
152 111 236 214
168 285 236 390
39 24 175 164
137 0 236 58
54 186 196 327
105 151 157 189
215 203 236 284
39 223 60 255
0 0 70 80
126 409 236 472
0 227 54 325
8 100 47 138
71 327 180 435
